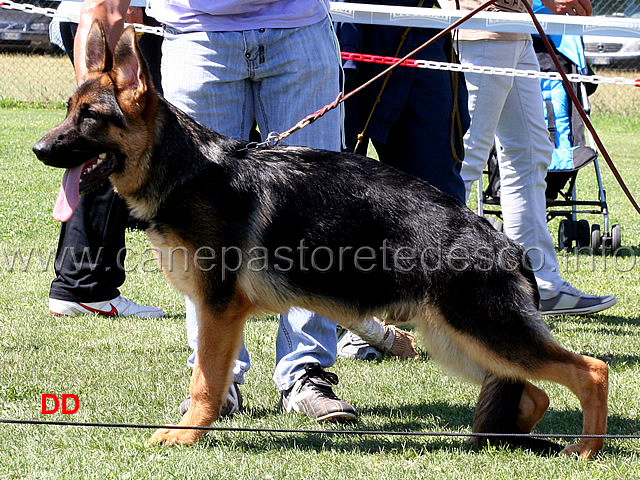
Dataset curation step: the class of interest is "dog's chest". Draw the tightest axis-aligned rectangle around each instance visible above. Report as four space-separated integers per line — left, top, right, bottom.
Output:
145 228 202 299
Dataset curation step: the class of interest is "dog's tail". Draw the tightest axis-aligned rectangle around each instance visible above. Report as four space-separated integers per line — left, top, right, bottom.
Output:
468 374 562 455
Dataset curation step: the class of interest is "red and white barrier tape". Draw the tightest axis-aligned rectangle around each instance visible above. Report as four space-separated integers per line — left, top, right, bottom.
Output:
341 52 640 87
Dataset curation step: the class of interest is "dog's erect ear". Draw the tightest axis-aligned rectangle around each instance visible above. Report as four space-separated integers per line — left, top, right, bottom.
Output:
111 26 149 104
86 19 113 74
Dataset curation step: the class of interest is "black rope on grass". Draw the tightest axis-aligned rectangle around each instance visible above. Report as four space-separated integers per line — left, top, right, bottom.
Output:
1 418 639 440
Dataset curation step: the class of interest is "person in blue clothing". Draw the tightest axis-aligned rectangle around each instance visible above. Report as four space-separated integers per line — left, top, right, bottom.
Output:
73 0 357 423
338 0 470 204
335 0 470 358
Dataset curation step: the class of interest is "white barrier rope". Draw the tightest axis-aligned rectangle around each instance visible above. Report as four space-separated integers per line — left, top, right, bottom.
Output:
0 0 162 35
1 0 638 86
4 0 640 38
419 60 639 86
329 2 640 38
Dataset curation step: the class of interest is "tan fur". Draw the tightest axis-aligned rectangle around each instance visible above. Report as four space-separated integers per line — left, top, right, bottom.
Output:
529 353 608 457
518 382 550 432
151 291 252 445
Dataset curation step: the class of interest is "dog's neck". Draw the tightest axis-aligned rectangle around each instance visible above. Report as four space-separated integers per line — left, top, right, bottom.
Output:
112 97 243 222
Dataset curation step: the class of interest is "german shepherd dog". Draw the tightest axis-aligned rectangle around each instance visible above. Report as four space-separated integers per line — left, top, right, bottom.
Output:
33 21 608 458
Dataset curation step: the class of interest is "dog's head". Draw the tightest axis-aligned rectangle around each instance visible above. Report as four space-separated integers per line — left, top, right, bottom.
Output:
33 20 156 221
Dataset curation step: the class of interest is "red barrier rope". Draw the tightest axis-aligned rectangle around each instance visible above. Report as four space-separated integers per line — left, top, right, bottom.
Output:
341 51 419 68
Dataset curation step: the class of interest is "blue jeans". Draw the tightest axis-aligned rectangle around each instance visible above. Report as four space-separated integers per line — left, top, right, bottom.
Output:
161 17 342 391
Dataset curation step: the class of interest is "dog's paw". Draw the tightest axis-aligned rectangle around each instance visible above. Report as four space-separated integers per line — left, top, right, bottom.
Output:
560 440 602 459
148 427 202 446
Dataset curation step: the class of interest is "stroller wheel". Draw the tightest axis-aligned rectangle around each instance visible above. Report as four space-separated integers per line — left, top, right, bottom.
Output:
576 220 590 249
558 219 574 250
591 224 601 253
611 224 622 252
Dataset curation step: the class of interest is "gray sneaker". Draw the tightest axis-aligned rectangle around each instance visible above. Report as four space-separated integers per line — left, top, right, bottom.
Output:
279 364 357 423
337 329 383 361
179 382 242 418
540 282 617 316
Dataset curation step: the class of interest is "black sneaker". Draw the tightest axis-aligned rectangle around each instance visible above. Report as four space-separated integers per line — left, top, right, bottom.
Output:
179 382 242 418
279 364 357 423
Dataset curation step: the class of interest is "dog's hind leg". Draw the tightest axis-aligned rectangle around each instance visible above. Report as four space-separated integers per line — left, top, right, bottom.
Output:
517 381 550 433
529 349 608 459
415 309 607 458
149 293 251 446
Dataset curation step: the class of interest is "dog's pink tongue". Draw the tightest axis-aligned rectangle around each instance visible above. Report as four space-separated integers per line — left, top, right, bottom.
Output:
53 165 82 222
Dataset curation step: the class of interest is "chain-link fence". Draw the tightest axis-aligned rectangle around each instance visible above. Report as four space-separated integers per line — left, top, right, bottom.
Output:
1 0 639 114
0 1 74 104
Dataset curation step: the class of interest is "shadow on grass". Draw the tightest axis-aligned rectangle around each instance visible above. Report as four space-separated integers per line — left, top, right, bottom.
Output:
202 401 639 457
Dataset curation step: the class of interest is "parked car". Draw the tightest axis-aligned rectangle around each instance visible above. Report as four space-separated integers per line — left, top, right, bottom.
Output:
583 13 640 68
0 1 56 53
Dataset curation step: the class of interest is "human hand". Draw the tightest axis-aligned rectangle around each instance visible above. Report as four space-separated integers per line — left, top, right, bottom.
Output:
125 6 144 25
541 0 593 16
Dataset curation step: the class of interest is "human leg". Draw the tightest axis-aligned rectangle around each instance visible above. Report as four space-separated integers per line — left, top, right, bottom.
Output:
243 19 356 419
457 40 516 199
161 28 254 400
493 40 562 296
495 41 615 314
48 20 163 318
460 40 616 313
244 22 342 378
48 180 164 317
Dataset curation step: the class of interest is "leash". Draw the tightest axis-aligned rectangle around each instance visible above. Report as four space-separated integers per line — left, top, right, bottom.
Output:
521 1 640 217
270 0 500 145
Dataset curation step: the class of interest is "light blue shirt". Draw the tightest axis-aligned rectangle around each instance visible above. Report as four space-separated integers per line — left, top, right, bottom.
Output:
148 0 330 32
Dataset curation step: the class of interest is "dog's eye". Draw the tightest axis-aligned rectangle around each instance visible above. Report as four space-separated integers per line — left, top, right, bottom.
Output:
84 109 100 120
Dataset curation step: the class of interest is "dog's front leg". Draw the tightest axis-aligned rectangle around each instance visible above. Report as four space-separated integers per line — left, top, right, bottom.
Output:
149 295 249 446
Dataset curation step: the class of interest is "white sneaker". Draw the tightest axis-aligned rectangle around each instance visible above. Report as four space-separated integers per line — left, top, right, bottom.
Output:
539 282 617 316
49 295 164 318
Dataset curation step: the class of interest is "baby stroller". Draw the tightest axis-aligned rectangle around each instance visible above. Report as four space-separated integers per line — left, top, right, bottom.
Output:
476 8 620 253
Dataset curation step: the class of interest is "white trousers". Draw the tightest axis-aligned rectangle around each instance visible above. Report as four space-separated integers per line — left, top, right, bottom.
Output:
458 39 562 298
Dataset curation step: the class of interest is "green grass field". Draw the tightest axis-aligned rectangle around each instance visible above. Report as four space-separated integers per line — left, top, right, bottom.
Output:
0 107 639 479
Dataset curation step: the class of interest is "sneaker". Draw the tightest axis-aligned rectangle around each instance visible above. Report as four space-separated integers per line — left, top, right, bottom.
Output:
179 383 242 418
49 295 164 318
279 364 357 423
337 325 419 361
337 329 383 361
539 282 617 316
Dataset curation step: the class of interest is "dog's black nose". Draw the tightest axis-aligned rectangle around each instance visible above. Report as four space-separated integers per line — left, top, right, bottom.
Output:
32 139 51 162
